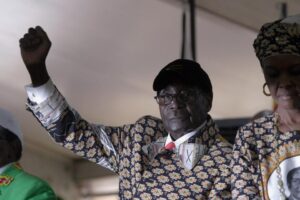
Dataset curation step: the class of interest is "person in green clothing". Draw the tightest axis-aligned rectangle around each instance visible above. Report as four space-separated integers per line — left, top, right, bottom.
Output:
0 108 57 200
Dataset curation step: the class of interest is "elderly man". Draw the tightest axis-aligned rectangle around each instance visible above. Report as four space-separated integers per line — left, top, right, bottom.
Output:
0 108 56 200
19 26 232 199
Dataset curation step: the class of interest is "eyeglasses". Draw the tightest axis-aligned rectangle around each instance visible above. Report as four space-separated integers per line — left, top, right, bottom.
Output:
154 90 198 105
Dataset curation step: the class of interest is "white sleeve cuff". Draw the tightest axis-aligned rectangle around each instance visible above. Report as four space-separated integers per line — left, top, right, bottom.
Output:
25 79 56 104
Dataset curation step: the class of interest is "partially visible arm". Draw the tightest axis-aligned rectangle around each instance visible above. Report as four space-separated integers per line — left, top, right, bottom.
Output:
231 126 261 200
20 27 128 173
25 80 129 172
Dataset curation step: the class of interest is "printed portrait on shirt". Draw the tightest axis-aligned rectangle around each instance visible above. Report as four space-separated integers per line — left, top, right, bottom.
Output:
267 156 300 200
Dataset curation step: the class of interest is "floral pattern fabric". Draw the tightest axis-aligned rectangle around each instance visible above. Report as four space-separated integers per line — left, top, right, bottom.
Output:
26 86 232 199
253 19 300 61
231 113 300 200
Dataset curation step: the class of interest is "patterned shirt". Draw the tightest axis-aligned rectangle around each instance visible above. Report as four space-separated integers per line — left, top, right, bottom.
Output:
231 113 300 200
26 85 232 199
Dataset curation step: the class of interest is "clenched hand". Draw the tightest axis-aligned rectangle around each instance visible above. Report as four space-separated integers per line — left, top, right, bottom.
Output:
19 26 51 86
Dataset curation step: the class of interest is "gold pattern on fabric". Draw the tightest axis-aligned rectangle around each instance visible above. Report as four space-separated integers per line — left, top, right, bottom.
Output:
261 142 300 200
27 85 233 199
231 113 300 200
253 20 300 61
0 176 13 186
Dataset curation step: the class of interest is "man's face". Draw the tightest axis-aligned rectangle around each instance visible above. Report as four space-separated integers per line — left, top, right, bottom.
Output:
290 169 300 199
157 83 210 139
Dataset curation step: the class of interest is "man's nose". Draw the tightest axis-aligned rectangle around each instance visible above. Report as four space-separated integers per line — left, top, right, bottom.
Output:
169 96 184 109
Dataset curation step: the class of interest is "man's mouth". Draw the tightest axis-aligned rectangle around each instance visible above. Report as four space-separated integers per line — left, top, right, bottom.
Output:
168 114 189 121
169 116 187 121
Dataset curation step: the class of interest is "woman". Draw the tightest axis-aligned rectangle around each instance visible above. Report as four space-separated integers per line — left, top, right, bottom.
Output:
231 14 300 200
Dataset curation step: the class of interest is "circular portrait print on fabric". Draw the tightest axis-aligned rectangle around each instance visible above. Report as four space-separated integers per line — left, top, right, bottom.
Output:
267 156 300 200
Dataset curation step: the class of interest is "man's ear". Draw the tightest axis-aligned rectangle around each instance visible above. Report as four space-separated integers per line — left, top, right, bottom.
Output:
204 95 212 113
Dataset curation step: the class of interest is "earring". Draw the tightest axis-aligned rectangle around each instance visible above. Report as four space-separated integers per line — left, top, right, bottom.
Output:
263 83 271 96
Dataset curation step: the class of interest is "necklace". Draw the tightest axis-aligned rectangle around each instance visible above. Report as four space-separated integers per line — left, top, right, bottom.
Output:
274 112 287 200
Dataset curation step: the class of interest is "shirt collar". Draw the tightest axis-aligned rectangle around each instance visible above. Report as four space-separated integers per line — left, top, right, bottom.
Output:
165 120 207 147
0 163 12 175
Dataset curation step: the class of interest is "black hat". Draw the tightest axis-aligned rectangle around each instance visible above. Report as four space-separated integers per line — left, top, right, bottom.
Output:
153 59 213 98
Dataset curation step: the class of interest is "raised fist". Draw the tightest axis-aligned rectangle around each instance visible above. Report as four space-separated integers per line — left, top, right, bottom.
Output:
19 26 51 86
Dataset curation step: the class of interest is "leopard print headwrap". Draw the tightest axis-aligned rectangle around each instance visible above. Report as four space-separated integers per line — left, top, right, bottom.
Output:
253 16 300 62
